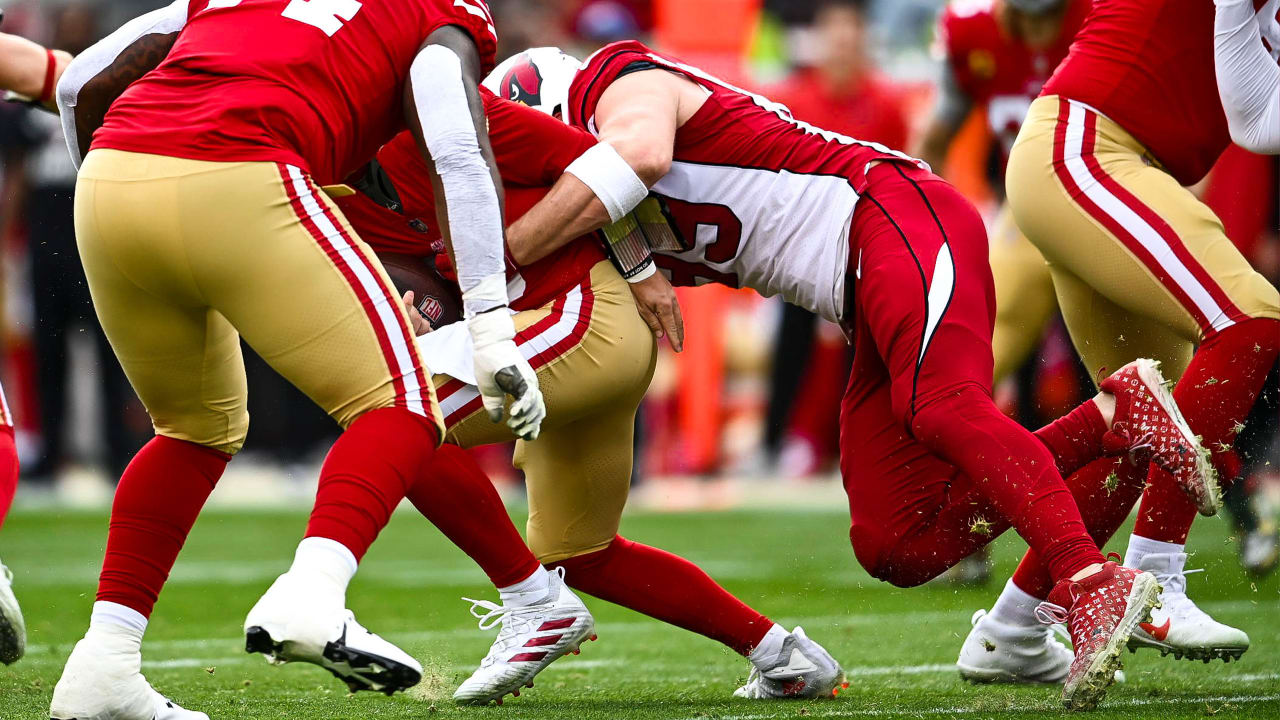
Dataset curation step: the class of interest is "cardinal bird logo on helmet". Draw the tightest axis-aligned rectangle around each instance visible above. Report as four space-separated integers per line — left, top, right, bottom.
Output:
501 60 544 107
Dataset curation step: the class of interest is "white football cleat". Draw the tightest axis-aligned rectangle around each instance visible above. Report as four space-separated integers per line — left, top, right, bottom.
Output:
50 626 207 720
957 609 1071 684
1127 552 1250 662
0 558 25 664
453 567 595 705
733 627 847 700
244 572 422 694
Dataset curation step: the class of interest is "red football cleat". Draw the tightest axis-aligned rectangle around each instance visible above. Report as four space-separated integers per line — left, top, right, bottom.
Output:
1100 359 1219 516
1036 559 1160 710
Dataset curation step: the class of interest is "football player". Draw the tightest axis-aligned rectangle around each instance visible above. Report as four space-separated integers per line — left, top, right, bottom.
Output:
1002 0 1280 671
917 0 1089 386
41 1 581 718
18 35 596 709
331 81 846 703
495 44 1221 710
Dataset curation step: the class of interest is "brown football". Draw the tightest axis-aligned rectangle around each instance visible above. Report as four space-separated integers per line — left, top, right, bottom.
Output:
377 252 462 332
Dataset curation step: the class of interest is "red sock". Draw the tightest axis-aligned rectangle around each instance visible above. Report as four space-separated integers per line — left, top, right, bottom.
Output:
97 436 230 616
1011 455 1148 598
306 407 440 560
1033 398 1110 479
406 444 541 588
910 388 1105 584
1133 318 1280 544
0 426 17 531
552 536 773 656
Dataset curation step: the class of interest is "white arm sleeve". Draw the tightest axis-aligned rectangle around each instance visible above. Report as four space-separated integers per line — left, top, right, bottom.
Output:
410 44 507 317
56 0 189 168
1215 0 1280 154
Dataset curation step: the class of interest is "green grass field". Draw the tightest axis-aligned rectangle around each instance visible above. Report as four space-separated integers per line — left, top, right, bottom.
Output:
0 504 1277 719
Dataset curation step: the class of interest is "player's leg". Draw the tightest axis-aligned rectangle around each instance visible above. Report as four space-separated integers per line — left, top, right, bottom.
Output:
959 266 1186 683
51 150 246 720
1010 97 1275 662
854 162 1164 710
0 383 23 666
526 404 845 701
989 205 1058 385
858 163 1105 586
178 161 473 694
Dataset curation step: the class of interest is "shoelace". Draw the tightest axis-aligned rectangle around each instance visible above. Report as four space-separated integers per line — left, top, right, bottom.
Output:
1033 553 1123 627
1111 421 1156 461
461 599 548 666
1034 601 1069 626
1050 622 1072 649
1140 553 1202 596
460 569 563 666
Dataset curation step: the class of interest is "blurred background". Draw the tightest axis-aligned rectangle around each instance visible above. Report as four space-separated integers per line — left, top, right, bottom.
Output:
0 0 1276 569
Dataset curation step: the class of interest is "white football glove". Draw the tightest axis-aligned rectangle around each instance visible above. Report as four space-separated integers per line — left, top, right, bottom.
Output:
468 309 546 441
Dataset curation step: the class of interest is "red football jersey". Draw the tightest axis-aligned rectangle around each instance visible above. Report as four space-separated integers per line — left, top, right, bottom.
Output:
1042 0 1278 185
940 0 1090 161
338 90 604 312
92 0 498 185
567 41 923 323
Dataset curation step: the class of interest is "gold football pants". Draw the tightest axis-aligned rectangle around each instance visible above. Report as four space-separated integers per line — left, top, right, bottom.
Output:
75 150 442 454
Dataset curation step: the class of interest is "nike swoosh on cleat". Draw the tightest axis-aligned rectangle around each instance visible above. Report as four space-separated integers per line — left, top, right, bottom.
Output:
1139 619 1171 642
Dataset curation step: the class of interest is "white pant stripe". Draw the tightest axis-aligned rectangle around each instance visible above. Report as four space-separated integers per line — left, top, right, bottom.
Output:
1062 101 1236 333
286 165 427 416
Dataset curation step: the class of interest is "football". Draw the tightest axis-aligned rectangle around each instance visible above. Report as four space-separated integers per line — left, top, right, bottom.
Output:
377 252 462 332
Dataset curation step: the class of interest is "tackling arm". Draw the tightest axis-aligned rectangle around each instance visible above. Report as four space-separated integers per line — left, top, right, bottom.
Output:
505 70 683 266
1214 0 1280 154
56 0 187 167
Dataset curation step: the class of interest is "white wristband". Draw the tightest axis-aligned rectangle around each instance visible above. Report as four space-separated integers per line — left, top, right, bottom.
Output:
565 142 650 223
626 260 657 284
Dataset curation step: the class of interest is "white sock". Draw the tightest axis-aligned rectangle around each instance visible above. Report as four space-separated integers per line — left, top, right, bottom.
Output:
288 537 358 597
748 623 789 667
988 578 1042 628
1124 534 1184 569
89 601 148 641
498 566 551 607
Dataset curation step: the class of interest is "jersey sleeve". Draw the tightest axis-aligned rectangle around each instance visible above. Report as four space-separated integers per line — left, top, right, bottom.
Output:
482 87 597 186
421 0 498 74
565 40 656 130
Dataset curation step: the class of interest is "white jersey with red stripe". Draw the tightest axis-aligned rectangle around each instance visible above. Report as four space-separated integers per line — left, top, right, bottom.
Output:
566 41 926 323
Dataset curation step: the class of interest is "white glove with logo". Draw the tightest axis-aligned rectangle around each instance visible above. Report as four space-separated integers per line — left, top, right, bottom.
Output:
468 309 546 441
